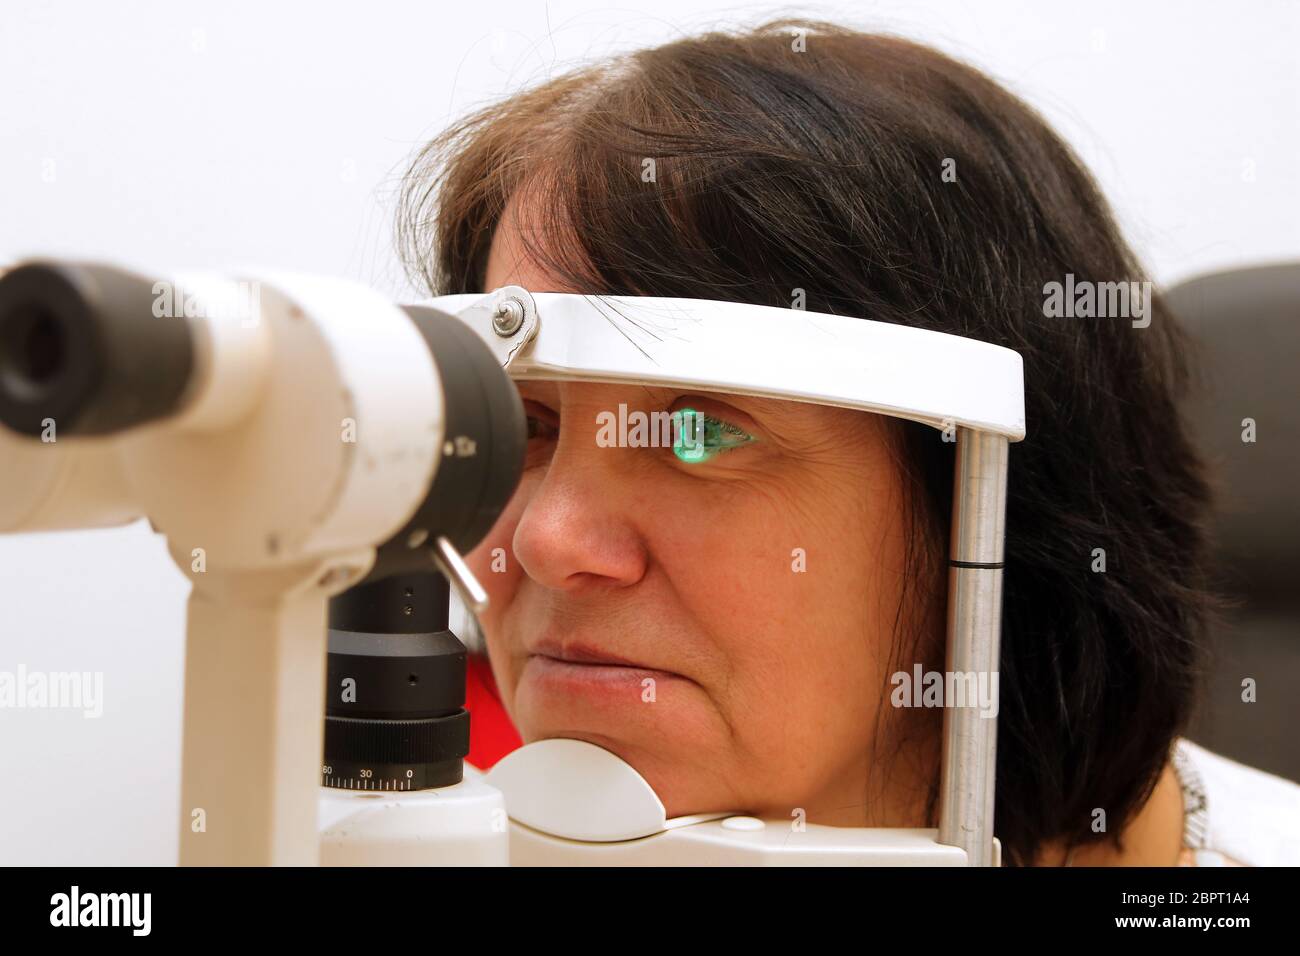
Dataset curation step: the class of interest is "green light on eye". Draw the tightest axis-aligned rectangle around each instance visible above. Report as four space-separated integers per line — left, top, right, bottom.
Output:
672 407 759 462
673 407 707 463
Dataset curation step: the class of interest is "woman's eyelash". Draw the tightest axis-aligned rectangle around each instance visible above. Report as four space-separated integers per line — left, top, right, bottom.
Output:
526 415 557 440
672 408 757 462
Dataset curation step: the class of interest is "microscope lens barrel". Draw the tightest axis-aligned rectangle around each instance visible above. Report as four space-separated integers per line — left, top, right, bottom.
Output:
0 261 194 437
323 572 471 791
356 304 527 583
322 305 527 792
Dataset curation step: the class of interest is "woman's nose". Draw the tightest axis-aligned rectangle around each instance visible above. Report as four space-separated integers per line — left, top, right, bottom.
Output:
510 435 648 593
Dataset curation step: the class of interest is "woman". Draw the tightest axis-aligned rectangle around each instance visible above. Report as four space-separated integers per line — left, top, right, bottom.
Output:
399 19 1299 866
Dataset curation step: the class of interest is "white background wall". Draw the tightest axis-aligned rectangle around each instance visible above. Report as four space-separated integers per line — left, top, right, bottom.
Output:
1 0 1296 864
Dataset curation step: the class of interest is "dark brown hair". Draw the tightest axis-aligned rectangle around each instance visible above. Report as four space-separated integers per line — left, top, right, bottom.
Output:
397 18 1217 866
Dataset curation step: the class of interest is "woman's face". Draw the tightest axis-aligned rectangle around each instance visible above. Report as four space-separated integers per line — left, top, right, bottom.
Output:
465 203 934 826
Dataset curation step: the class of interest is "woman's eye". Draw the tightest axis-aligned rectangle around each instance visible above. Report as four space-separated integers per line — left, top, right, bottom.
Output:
527 414 558 442
672 408 757 463
523 404 559 468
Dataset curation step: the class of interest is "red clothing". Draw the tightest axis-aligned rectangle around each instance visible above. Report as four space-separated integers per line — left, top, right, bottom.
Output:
465 652 522 769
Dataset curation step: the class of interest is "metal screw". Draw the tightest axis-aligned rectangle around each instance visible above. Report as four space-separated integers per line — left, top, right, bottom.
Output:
492 297 525 336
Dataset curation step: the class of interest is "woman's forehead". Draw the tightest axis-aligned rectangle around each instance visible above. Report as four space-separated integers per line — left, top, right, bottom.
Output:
484 187 580 294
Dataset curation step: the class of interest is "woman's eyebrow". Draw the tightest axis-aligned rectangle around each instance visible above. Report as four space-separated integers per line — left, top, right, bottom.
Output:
698 391 804 421
638 387 793 418
517 384 803 424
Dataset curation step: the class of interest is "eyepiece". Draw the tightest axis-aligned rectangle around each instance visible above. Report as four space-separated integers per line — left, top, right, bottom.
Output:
0 261 194 437
0 303 65 396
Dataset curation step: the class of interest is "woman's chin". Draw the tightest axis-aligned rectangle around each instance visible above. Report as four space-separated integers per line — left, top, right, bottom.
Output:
511 660 709 742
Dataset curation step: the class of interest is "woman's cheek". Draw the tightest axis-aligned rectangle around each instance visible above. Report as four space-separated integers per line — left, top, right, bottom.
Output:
465 482 534 622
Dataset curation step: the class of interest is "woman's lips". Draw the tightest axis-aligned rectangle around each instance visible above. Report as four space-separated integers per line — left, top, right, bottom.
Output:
522 653 687 697
526 640 657 669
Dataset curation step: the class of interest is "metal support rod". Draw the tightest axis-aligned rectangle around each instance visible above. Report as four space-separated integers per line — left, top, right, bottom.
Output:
936 428 1009 866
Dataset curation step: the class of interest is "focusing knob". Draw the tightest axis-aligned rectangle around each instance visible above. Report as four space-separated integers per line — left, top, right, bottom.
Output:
322 715 469 791
323 573 471 792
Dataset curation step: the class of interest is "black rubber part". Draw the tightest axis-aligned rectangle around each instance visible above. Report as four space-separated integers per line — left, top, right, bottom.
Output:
0 260 194 437
324 715 470 766
329 570 452 638
323 573 470 790
326 575 466 721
